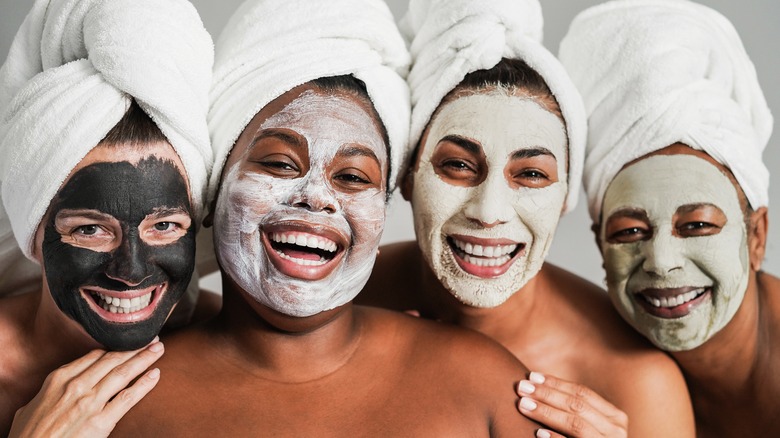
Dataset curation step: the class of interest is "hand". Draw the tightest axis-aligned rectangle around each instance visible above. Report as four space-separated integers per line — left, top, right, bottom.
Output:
9 338 164 438
517 372 628 438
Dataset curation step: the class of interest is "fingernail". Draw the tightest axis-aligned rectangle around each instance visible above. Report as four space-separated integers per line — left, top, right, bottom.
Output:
151 336 160 343
530 371 545 384
148 368 160 379
536 429 551 438
519 397 537 411
148 341 164 353
518 380 536 394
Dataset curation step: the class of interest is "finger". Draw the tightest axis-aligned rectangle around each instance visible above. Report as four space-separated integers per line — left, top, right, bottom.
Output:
526 372 624 421
93 341 165 402
519 397 601 438
100 368 161 426
404 310 421 317
70 337 161 390
43 349 109 389
535 428 566 438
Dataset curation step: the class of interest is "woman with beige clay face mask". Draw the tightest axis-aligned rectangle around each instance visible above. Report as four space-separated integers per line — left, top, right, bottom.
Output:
358 0 695 436
560 0 777 435
0 0 214 435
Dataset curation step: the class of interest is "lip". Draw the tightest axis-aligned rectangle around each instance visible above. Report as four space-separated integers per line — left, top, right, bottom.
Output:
634 286 711 318
447 234 525 278
263 221 349 281
80 283 166 323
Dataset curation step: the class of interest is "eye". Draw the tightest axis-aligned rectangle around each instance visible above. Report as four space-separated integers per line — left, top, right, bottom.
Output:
676 221 721 237
674 205 727 238
252 153 301 178
335 172 370 185
153 222 178 232
604 214 651 244
75 224 100 236
441 159 476 173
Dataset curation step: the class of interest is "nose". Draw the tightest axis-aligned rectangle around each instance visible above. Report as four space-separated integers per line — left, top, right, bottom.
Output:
463 172 514 228
641 226 685 276
104 230 151 286
286 174 338 214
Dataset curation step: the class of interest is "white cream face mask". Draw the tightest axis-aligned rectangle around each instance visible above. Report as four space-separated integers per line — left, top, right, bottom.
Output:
411 91 568 307
600 154 749 351
214 90 387 317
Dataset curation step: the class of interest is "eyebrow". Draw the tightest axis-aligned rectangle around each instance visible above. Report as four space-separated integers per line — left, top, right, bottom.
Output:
439 135 481 155
147 207 190 219
338 144 381 164
511 147 555 160
608 208 649 222
55 209 115 222
676 203 723 215
249 129 306 150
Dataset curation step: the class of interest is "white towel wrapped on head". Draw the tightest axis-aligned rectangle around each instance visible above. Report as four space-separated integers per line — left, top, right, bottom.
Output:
559 0 773 221
402 0 587 213
208 0 411 197
0 0 214 316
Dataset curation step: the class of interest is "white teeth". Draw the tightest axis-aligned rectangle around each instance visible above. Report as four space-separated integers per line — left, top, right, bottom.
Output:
452 238 517 259
95 291 153 314
271 232 337 253
274 249 327 266
463 253 511 267
643 288 706 308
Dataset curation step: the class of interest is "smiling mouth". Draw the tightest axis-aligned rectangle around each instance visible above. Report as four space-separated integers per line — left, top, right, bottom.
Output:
447 235 525 277
82 283 165 322
635 287 711 318
268 231 340 266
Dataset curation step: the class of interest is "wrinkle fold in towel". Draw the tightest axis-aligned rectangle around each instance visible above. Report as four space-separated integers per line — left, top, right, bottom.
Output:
402 0 587 213
559 0 773 220
0 0 214 312
208 0 411 197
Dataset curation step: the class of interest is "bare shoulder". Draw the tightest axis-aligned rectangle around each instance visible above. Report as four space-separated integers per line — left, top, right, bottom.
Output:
0 292 38 343
357 241 422 309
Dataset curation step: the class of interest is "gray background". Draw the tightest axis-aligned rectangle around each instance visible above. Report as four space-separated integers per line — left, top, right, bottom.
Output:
2 0 778 287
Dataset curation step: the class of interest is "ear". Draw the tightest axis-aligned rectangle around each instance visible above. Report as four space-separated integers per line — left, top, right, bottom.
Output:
400 166 414 201
202 198 218 228
591 222 603 253
747 206 768 272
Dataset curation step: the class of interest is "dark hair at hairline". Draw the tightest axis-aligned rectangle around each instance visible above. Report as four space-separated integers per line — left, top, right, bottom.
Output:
99 99 169 147
310 75 392 199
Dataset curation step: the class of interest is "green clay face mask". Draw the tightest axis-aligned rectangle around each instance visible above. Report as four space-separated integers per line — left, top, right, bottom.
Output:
600 155 749 351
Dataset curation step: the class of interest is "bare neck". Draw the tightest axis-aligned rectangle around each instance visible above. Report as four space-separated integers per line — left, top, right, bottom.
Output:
213 272 365 382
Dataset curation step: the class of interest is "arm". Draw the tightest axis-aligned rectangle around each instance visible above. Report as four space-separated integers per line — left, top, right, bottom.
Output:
9 339 164 438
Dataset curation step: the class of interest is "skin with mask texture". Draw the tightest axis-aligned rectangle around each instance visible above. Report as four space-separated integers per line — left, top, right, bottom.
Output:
113 83 538 436
597 144 780 437
0 141 194 436
359 88 695 437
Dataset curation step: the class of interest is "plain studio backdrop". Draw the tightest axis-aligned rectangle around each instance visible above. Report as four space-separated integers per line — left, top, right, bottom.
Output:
1 0 778 291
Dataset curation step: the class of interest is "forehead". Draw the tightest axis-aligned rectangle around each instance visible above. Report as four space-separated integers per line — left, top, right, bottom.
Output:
603 154 741 218
228 86 386 169
425 91 567 159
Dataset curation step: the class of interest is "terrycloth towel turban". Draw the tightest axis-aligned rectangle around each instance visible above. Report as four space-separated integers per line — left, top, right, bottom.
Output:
402 0 587 213
208 0 411 198
0 0 214 263
559 0 773 221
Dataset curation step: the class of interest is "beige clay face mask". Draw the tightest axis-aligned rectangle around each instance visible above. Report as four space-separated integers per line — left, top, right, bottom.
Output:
214 90 387 317
601 154 749 351
411 91 568 307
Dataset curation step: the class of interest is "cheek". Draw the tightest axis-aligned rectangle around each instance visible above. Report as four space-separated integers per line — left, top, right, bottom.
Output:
42 225 109 285
510 184 567 235
340 188 386 243
224 173 281 225
604 243 642 282
146 230 196 281
411 166 472 226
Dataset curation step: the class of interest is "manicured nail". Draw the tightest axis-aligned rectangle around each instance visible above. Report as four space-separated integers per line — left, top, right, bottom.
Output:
148 368 160 379
151 336 160 343
519 397 537 411
518 380 536 394
148 341 164 353
536 429 551 438
530 371 545 384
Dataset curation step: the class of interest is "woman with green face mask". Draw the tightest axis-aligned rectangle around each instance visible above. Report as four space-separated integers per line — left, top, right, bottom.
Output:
561 0 777 435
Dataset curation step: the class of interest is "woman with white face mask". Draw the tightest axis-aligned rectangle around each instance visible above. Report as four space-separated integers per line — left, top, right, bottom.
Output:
110 0 540 434
560 0 776 435
359 0 695 436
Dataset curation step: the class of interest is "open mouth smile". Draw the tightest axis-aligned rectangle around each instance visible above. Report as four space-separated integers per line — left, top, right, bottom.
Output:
264 222 347 280
635 286 711 318
81 283 166 323
447 235 525 278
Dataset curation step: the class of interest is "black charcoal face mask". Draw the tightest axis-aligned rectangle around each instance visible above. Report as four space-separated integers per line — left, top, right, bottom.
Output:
43 156 195 350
